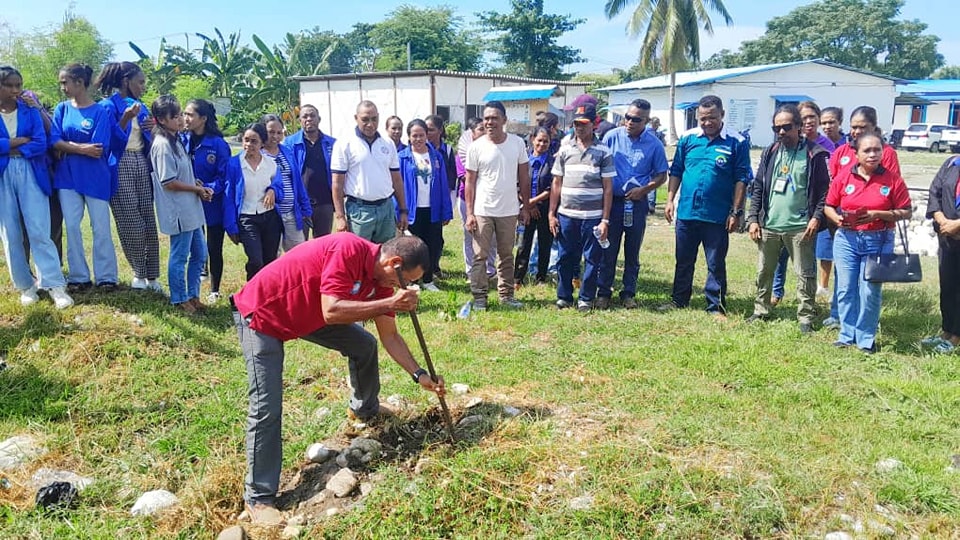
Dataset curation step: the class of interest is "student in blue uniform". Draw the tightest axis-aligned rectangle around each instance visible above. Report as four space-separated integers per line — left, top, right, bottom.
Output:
261 114 311 252
50 63 119 292
0 65 73 309
96 61 161 293
183 99 231 302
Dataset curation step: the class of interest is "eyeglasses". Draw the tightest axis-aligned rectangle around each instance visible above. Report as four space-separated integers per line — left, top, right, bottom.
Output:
624 114 647 124
772 124 794 133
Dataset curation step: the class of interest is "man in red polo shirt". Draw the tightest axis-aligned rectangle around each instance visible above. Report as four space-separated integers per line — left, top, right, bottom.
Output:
230 232 445 524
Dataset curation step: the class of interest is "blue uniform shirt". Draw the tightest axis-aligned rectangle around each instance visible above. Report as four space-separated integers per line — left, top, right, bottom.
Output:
50 101 115 200
602 126 669 198
184 132 231 226
669 125 752 224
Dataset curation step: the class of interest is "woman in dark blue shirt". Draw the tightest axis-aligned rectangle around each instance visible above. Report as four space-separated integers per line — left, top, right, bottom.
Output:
514 128 554 286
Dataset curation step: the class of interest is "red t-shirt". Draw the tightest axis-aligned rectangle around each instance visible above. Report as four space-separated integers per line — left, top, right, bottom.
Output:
232 233 394 341
825 165 911 231
828 143 900 179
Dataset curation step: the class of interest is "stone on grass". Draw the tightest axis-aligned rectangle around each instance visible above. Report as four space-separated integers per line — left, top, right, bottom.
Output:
335 438 382 468
874 458 903 473
326 468 358 498
30 469 94 491
281 525 303 539
360 482 373 496
568 495 594 510
216 525 247 540
0 435 46 470
303 489 328 507
130 489 179 516
450 383 470 395
824 533 852 540
457 415 483 428
313 407 331 420
947 454 960 472
305 443 335 464
465 397 483 408
325 507 340 517
287 514 306 527
385 394 406 409
502 405 521 417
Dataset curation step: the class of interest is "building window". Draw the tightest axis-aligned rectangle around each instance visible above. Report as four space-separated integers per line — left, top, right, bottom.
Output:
911 105 927 123
465 104 483 123
435 106 450 123
950 103 960 126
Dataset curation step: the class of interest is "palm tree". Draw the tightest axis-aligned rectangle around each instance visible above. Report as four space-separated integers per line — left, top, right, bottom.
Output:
604 0 733 143
196 28 256 101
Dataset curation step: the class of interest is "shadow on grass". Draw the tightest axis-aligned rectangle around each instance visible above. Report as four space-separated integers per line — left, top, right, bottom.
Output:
0 361 73 421
878 286 941 354
0 308 72 355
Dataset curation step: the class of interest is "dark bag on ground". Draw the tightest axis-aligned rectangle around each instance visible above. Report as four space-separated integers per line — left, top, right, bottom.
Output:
864 221 922 284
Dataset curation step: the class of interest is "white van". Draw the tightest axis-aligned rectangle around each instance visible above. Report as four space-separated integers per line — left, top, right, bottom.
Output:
901 123 954 152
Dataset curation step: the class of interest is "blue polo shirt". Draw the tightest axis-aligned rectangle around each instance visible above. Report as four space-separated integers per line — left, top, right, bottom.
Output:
669 126 752 224
602 126 669 198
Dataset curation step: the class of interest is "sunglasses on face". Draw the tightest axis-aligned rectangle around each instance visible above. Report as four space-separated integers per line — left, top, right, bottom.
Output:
624 114 647 124
772 124 794 133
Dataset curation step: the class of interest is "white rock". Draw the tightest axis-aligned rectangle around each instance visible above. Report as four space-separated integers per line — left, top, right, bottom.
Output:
130 489 179 516
451 383 470 395
838 513 855 525
30 469 94 491
360 482 373 496
313 406 331 420
325 507 340 517
281 525 303 539
216 525 247 540
465 397 483 408
304 490 328 507
385 394 405 409
569 495 594 510
0 435 46 470
824 533 852 540
287 514 306 527
326 468 358 498
502 406 521 417
875 458 903 473
305 443 334 463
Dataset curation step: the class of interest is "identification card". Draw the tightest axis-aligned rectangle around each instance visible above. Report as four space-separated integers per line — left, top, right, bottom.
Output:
773 177 788 194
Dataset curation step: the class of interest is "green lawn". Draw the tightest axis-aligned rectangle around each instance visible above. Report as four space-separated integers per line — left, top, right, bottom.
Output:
0 205 957 538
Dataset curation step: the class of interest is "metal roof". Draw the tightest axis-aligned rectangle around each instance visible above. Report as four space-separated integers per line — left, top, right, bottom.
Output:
483 85 562 102
597 59 905 92
293 69 591 87
896 80 960 102
771 94 814 102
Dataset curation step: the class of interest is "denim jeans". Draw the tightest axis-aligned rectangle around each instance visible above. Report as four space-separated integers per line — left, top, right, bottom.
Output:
833 228 892 349
235 310 380 505
168 228 207 305
771 247 790 299
60 188 118 285
599 198 647 299
671 218 729 313
556 214 602 303
0 158 65 290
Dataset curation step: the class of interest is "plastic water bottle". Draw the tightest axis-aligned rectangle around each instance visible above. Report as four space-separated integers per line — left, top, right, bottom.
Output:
593 226 610 249
623 200 634 227
457 300 473 319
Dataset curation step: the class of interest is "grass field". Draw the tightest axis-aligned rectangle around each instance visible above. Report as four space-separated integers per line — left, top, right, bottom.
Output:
0 149 957 539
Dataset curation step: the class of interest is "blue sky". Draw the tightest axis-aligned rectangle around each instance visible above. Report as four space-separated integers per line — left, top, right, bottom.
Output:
2 1 957 74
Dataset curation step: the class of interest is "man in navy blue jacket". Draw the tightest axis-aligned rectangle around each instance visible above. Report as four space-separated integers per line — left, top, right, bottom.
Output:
284 104 336 238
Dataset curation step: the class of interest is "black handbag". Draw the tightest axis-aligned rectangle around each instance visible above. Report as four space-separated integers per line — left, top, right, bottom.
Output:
863 220 922 284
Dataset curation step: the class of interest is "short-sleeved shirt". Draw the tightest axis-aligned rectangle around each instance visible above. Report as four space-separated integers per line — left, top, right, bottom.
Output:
829 143 900 179
150 135 205 235
413 150 432 208
765 144 810 233
330 128 399 201
602 126 669 197
825 165 911 232
231 232 393 341
551 141 615 219
669 126 752 224
465 133 529 217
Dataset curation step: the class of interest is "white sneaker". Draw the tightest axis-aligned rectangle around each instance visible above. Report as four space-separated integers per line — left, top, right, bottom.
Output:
48 287 74 309
19 285 39 306
131 277 148 289
816 286 829 298
422 283 441 292
146 279 164 293
207 291 221 303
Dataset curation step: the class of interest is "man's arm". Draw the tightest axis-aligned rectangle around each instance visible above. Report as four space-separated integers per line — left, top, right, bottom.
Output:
664 175 681 224
374 315 445 393
320 288 418 325
391 169 408 231
728 182 746 233
464 169 478 232
332 172 348 232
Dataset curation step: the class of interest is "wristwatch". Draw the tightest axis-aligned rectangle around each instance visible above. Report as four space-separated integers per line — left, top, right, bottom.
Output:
730 209 744 217
412 368 429 384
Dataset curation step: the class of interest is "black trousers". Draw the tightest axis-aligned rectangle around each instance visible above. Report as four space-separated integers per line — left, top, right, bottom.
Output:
239 211 282 281
409 207 443 284
514 201 553 284
206 224 225 293
940 236 960 336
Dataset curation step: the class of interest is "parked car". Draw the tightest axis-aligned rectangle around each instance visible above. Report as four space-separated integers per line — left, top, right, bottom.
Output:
901 123 954 152
941 127 960 153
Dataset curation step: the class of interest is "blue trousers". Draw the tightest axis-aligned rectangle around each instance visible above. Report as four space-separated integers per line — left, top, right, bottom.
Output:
598 198 647 299
60 188 118 285
168 228 207 305
671 218 729 313
833 228 892 349
772 246 789 298
556 214 602 303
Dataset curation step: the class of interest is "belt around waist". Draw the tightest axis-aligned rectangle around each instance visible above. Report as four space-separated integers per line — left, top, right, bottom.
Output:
346 194 393 206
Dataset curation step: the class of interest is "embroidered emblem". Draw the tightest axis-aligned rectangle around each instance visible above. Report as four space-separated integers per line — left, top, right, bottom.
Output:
80 118 93 130
715 155 728 167
350 281 361 295
206 152 217 164
844 184 855 195
880 186 890 196
839 156 851 166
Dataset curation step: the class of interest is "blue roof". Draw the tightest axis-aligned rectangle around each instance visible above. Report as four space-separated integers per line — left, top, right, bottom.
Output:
482 85 560 102
771 94 814 102
675 102 698 109
597 59 905 92
897 80 960 102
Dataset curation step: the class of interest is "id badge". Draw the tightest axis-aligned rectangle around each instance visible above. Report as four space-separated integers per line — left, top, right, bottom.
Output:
773 177 788 194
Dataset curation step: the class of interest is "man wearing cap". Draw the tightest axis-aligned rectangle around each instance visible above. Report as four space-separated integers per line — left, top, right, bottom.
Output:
597 99 668 309
331 101 407 243
564 94 616 141
663 95 751 316
548 102 614 312
464 100 532 311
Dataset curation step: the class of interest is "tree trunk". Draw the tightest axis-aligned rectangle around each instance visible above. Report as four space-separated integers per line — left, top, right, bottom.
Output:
667 71 679 145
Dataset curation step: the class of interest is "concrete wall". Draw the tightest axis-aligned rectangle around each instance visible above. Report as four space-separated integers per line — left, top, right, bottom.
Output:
893 102 957 128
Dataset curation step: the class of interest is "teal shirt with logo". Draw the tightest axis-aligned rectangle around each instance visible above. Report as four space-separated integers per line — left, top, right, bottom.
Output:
669 126 752 224
765 143 809 232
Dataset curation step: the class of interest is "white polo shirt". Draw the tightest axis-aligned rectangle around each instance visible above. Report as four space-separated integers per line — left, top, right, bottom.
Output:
466 133 529 217
330 128 399 201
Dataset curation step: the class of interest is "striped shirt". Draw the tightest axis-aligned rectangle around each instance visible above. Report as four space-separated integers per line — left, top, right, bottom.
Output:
271 149 295 215
551 141 615 219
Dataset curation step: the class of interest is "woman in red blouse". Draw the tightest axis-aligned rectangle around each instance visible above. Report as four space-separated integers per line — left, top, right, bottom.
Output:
823 133 912 353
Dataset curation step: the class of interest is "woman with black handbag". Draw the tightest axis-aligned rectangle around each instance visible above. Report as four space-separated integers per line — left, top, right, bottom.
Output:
823 133 912 353
922 155 960 354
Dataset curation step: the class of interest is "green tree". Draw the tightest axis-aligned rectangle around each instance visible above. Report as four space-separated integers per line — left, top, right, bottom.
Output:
697 48 744 70
736 0 942 79
370 5 481 72
932 65 960 80
476 0 584 80
249 34 301 127
605 0 733 143
196 29 256 100
5 13 113 104
287 29 355 74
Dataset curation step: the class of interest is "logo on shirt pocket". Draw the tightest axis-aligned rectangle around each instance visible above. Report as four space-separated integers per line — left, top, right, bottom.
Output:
880 186 891 197
81 118 93 130
206 152 217 164
350 281 361 295
715 155 728 167
845 184 855 195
